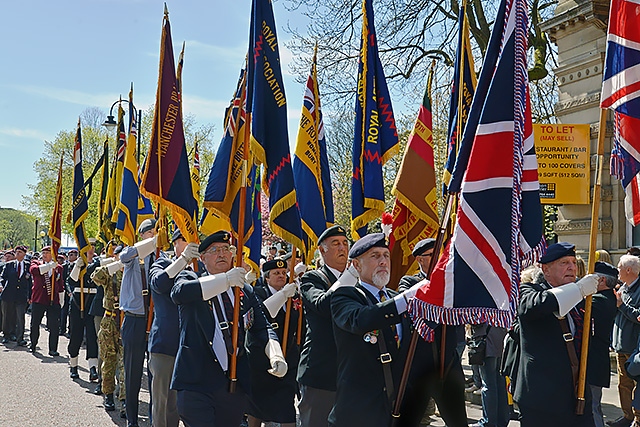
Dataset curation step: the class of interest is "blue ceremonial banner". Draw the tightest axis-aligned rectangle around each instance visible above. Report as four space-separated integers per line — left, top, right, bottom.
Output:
203 68 261 271
410 0 545 339
293 48 334 261
351 0 399 240
443 4 477 194
72 119 91 264
247 0 304 252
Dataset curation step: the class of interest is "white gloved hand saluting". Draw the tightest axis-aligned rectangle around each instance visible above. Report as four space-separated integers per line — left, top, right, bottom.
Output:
329 263 359 292
263 282 298 318
38 261 57 275
265 339 288 378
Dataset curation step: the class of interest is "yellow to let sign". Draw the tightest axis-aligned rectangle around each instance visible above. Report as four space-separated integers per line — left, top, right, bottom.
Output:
534 124 590 205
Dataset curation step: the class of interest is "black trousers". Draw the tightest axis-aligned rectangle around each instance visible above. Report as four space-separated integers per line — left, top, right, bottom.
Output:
122 315 147 425
519 404 595 427
59 293 71 334
177 389 248 427
30 302 60 351
398 351 468 427
67 295 98 359
2 300 26 340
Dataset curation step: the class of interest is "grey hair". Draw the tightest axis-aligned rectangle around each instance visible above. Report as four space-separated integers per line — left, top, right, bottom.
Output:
619 254 640 275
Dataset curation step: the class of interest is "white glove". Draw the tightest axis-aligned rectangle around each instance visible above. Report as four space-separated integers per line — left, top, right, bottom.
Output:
294 262 307 276
265 339 288 378
181 243 200 262
38 261 56 275
100 257 115 267
329 264 359 292
245 270 257 284
107 260 124 275
164 257 188 279
199 268 246 300
59 291 65 304
226 267 247 288
134 235 157 259
394 279 427 314
576 274 599 298
548 276 598 318
263 282 298 318
70 259 83 282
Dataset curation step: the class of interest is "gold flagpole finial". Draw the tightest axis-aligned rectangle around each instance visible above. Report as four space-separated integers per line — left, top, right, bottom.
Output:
164 3 169 18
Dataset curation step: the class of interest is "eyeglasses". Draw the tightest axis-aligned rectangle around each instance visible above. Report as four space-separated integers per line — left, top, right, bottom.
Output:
204 246 231 256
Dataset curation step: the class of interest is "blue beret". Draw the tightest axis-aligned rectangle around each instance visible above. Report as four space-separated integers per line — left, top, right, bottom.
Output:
318 224 348 245
138 218 156 234
539 242 575 264
113 244 124 255
263 259 287 272
412 238 436 257
349 233 388 259
595 261 618 278
171 228 184 243
199 230 231 253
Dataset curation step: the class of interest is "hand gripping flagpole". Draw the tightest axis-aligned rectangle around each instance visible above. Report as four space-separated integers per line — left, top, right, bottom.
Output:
392 193 456 423
229 70 249 393
576 107 607 414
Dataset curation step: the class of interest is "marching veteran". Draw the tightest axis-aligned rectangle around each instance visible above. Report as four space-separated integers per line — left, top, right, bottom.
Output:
171 230 286 427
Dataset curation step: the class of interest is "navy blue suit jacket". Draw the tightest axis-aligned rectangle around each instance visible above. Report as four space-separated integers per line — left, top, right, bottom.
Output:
170 269 277 394
1 260 31 303
148 257 182 356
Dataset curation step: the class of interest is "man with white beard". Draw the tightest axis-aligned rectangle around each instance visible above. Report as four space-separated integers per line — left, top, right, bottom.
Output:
329 233 422 427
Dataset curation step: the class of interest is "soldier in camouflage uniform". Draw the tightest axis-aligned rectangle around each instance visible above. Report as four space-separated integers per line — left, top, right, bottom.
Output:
91 245 126 416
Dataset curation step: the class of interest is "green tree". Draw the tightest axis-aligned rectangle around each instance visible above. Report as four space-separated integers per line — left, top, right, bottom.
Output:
0 208 37 250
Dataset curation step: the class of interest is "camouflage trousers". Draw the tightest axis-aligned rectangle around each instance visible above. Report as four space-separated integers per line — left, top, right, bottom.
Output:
98 315 125 399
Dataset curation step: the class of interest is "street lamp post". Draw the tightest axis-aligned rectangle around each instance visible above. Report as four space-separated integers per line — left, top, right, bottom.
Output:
102 95 142 164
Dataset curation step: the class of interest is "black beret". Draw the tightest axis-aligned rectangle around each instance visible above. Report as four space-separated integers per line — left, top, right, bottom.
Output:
263 259 287 272
595 261 618 278
412 238 436 257
539 242 575 264
171 228 184 243
318 224 348 245
199 230 231 253
138 218 157 235
349 233 388 259
113 244 124 255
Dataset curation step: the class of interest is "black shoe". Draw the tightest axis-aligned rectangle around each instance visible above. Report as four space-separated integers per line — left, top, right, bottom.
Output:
89 366 99 382
48 350 59 357
17 340 28 346
607 417 634 427
28 345 36 353
104 393 115 411
1 337 8 344
9 335 17 342
58 330 65 336
120 401 127 419
69 366 79 379
94 382 102 395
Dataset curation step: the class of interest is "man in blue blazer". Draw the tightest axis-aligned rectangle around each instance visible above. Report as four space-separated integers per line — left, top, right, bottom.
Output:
1 245 31 346
171 230 285 427
148 229 200 427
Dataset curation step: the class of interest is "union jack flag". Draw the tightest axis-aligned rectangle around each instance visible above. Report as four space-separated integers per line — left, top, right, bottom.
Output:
603 0 640 225
408 0 545 339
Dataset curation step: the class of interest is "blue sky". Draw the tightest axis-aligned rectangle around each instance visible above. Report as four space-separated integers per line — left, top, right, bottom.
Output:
0 0 310 210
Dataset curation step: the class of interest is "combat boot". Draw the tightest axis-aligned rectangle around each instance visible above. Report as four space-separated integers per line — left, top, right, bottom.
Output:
69 366 79 379
89 366 99 382
94 381 102 395
104 393 115 411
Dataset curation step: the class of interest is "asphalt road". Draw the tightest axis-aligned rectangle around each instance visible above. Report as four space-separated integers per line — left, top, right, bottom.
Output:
0 313 628 426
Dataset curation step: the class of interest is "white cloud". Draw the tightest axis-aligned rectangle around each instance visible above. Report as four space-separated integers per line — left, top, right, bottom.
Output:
0 127 49 141
12 85 122 108
183 40 246 65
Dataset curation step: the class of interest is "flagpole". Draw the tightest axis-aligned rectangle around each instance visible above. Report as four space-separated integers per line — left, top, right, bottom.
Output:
281 248 297 358
576 107 606 414
229 70 250 393
392 193 455 423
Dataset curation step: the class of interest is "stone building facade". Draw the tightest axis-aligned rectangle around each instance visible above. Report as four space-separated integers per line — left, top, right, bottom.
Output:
541 0 630 259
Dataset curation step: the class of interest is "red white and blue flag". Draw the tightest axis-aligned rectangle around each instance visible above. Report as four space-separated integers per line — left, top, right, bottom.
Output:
603 0 640 225
409 0 545 339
